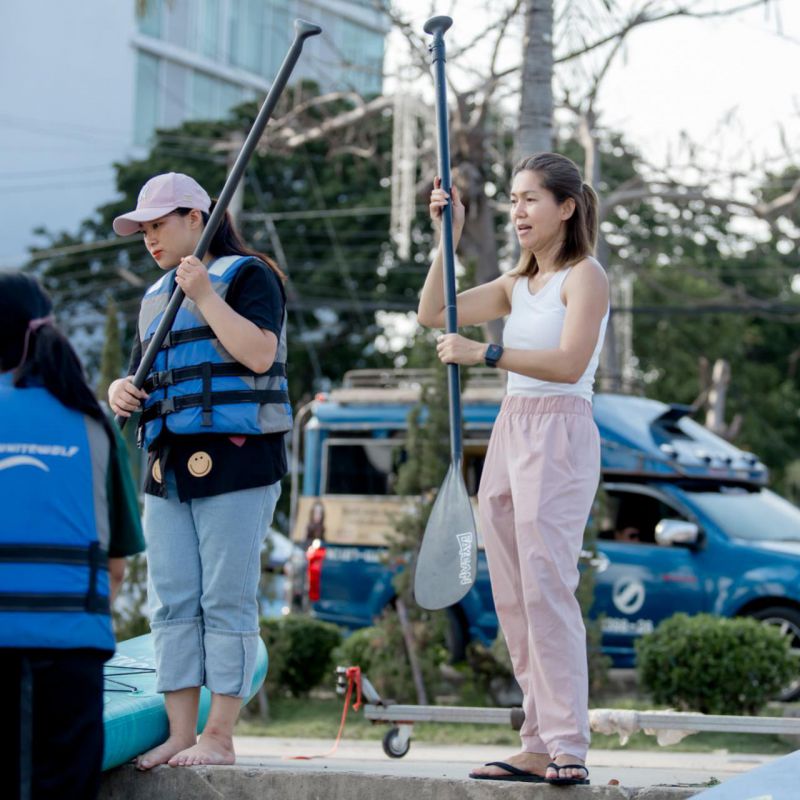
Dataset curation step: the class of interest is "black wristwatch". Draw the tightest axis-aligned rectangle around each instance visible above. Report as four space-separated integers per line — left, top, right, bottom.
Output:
484 343 504 368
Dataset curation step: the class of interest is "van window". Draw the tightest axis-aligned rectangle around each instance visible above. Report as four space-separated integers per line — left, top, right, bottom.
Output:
324 441 403 495
322 438 488 496
686 487 800 542
600 488 688 545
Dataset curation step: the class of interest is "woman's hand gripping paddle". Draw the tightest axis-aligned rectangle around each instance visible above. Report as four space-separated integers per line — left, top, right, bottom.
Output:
115 19 322 429
414 16 478 611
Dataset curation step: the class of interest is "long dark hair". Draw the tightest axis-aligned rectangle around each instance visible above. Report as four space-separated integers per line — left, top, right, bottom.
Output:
0 273 114 441
175 202 286 282
511 152 598 277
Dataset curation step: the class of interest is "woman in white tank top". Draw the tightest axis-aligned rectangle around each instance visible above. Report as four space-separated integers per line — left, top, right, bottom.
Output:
418 153 609 787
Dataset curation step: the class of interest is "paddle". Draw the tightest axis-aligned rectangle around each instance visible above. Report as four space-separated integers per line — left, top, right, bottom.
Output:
116 18 322 429
413 16 478 611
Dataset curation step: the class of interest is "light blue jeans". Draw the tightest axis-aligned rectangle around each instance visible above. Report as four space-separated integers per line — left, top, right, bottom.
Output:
143 470 280 697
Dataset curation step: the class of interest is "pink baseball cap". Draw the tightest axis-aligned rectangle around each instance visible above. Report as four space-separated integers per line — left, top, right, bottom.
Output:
112 172 211 235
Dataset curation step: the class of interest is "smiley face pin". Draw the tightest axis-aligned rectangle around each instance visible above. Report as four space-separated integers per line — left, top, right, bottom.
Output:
187 451 213 477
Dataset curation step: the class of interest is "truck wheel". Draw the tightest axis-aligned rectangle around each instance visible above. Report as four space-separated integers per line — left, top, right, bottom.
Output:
749 606 800 701
444 607 467 663
382 727 410 758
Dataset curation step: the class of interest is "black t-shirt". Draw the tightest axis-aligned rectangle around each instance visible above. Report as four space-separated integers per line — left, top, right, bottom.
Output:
128 257 289 502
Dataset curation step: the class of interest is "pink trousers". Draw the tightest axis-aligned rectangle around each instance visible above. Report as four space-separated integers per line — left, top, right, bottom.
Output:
478 395 600 760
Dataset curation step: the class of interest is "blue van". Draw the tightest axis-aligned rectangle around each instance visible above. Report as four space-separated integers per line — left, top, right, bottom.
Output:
289 369 800 695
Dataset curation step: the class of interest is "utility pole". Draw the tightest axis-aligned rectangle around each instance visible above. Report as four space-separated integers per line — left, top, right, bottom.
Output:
390 91 418 261
705 359 730 437
226 131 245 226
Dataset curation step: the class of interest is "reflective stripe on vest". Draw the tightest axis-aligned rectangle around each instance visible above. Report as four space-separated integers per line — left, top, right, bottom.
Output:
0 378 114 651
137 255 292 449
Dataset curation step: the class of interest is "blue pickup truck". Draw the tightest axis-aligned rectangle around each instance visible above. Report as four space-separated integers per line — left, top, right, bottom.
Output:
288 369 800 695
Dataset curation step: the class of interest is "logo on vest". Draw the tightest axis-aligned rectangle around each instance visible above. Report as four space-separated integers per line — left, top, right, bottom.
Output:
0 443 79 472
0 455 49 472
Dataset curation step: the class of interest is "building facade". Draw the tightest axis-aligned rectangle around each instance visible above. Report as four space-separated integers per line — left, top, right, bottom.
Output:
0 0 388 266
133 0 389 146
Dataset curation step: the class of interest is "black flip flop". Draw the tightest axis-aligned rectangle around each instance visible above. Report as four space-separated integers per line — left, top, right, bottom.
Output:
546 762 590 786
469 761 546 783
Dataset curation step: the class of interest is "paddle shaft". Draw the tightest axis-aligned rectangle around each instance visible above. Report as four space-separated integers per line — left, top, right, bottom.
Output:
116 18 322 429
426 16 462 464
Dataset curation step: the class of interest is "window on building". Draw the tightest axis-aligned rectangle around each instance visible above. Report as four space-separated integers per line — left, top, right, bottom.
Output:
163 0 191 48
267 0 291 76
137 0 163 37
338 18 385 96
134 52 161 146
228 0 267 75
195 0 222 60
191 71 245 122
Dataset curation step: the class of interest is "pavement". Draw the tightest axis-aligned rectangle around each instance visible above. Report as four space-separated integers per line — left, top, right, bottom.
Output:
99 735 781 799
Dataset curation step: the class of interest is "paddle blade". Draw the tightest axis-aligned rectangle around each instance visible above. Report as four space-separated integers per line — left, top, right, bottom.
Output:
414 464 478 610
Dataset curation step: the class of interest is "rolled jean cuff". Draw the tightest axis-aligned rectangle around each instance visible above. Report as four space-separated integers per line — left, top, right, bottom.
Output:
204 627 260 698
151 616 204 692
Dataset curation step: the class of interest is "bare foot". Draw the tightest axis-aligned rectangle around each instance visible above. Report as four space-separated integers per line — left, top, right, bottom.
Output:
168 731 236 767
469 751 550 778
546 754 588 783
135 735 196 771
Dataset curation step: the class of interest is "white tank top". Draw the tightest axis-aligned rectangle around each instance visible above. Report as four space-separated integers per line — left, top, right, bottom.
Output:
503 267 609 401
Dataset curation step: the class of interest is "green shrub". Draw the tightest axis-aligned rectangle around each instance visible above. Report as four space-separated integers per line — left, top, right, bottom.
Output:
636 613 795 715
335 626 378 674
332 612 447 703
260 615 342 697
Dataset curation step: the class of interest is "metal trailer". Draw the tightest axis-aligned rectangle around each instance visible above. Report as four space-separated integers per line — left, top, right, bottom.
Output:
337 667 800 759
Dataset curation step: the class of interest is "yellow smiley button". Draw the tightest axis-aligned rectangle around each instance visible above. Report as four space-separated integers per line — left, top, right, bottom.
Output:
151 458 162 483
187 451 213 477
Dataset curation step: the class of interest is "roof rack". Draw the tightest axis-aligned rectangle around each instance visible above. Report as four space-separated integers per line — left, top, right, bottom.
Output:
341 368 505 389
330 368 506 405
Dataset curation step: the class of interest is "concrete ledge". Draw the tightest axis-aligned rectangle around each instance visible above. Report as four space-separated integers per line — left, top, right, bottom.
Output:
100 765 701 800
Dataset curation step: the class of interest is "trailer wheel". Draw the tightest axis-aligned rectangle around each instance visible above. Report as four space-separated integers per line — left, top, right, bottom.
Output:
382 727 410 758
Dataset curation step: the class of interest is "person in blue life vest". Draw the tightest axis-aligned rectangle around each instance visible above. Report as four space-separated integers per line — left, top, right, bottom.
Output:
0 273 145 800
108 172 291 769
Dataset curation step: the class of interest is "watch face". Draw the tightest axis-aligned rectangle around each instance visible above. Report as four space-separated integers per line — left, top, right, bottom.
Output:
485 344 502 366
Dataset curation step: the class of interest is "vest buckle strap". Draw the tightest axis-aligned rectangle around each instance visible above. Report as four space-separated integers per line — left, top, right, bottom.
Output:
140 388 291 425
158 369 175 387
159 397 176 415
0 543 109 568
0 593 111 615
143 369 175 394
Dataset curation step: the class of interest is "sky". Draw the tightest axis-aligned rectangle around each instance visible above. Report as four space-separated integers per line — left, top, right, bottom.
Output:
385 0 800 179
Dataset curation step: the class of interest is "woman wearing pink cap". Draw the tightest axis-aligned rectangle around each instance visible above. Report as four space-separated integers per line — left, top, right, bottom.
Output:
418 153 609 786
109 172 292 769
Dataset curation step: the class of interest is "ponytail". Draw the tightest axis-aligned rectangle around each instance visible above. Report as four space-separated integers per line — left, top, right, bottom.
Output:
175 203 286 283
581 182 599 253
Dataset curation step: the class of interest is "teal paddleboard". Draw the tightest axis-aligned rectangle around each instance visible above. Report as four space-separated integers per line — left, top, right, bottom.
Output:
102 633 268 770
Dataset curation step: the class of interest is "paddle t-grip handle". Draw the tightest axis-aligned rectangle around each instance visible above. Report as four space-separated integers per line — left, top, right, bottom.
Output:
423 15 453 36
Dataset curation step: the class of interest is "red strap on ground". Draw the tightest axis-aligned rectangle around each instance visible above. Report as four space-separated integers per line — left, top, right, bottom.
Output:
284 666 362 760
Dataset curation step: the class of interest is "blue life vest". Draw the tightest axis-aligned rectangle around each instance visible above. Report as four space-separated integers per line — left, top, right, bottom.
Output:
0 375 114 652
137 255 292 450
